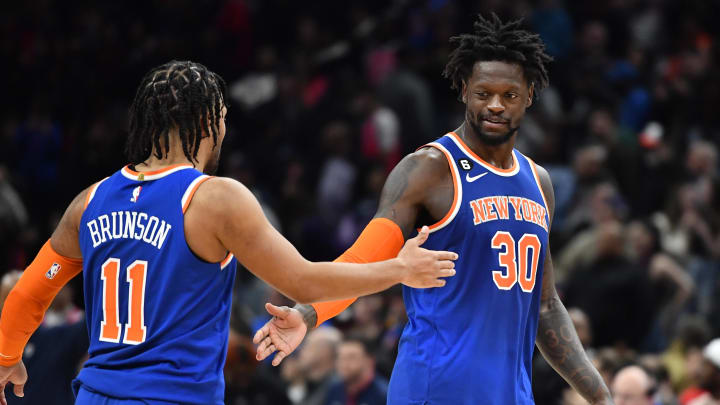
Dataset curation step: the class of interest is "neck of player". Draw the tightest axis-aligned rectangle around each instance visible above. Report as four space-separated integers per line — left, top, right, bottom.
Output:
457 122 516 170
135 129 209 173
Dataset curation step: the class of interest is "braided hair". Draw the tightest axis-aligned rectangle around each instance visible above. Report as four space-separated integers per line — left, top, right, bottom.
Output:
443 14 552 98
126 60 227 165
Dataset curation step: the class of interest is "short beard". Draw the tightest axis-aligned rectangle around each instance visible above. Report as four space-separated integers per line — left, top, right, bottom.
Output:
466 109 519 146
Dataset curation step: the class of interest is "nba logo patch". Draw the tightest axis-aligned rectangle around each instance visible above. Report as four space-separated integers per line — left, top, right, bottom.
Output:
46 263 61 279
130 186 142 203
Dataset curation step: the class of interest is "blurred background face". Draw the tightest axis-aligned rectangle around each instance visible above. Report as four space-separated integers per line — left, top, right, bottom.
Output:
336 341 372 385
297 328 341 382
568 308 592 348
685 346 706 384
626 221 655 259
596 220 624 258
611 366 653 405
686 141 717 177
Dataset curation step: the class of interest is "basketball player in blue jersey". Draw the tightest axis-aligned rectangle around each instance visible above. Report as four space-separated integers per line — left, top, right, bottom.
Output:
254 14 615 404
0 61 458 405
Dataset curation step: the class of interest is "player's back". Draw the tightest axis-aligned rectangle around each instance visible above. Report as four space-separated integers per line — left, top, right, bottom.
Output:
74 164 236 405
388 133 549 404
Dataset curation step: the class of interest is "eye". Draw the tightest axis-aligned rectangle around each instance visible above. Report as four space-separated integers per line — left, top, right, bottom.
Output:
505 93 518 99
476 92 489 99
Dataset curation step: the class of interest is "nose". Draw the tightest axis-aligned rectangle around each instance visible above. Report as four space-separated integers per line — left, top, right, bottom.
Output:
486 94 505 114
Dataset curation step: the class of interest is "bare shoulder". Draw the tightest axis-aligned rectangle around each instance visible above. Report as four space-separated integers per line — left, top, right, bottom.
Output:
412 146 452 175
388 147 451 190
374 146 453 237
190 176 257 211
187 176 264 232
184 176 267 260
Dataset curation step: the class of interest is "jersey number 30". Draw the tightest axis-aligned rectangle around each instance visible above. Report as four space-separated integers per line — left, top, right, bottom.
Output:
491 231 541 292
99 258 148 345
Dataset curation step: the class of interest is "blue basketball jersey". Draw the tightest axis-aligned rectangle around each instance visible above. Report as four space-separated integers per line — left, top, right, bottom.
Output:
75 164 236 405
388 133 549 404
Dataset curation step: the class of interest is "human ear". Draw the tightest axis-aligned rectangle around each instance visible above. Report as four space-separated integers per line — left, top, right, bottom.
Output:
526 84 534 107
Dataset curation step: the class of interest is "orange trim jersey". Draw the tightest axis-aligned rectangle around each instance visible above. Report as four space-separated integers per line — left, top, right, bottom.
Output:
389 133 549 404
74 165 236 404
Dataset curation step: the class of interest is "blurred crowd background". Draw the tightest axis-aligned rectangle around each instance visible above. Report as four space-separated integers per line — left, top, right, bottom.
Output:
3 0 720 404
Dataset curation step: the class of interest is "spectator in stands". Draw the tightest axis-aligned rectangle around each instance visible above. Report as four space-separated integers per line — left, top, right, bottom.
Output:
688 339 720 405
325 335 388 405
283 327 342 405
611 365 655 405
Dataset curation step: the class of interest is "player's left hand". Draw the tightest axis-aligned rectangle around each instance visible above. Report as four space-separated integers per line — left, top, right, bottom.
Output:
253 303 307 366
0 360 26 405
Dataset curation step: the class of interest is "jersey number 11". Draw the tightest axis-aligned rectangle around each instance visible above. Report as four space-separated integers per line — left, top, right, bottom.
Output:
98 258 148 345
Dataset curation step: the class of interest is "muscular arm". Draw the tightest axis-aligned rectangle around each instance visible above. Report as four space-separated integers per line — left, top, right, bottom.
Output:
196 176 452 304
295 148 453 328
374 147 454 238
533 165 612 404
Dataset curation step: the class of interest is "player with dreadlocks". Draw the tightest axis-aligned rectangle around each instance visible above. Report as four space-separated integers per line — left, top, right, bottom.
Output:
0 60 457 405
254 14 614 404
125 60 228 173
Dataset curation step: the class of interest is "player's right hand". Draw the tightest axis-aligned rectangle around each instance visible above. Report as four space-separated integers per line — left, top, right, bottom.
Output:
253 303 307 367
0 360 26 405
397 225 458 288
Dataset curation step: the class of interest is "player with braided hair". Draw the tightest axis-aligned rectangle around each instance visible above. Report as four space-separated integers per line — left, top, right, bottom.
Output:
0 60 457 404
254 14 613 404
126 61 227 171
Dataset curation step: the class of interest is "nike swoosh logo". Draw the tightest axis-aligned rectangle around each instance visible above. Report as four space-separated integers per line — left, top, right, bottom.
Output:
466 172 488 182
0 352 14 358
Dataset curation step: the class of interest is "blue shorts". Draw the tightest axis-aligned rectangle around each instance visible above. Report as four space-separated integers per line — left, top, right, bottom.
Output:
72 380 210 405
75 387 146 405
73 382 170 405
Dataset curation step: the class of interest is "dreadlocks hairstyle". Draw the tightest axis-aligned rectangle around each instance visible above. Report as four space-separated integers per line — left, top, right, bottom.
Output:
126 60 227 165
443 13 552 99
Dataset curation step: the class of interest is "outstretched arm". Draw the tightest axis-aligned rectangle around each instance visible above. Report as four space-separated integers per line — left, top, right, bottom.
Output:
297 148 451 324
533 165 613 404
254 147 453 363
199 176 455 304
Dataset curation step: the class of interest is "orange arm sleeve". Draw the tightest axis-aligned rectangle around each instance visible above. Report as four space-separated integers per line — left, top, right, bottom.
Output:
0 240 83 366
311 218 404 327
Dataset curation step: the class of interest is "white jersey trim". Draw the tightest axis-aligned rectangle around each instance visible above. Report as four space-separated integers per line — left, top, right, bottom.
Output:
522 153 549 213
180 175 211 212
220 253 234 271
425 142 463 234
446 134 521 177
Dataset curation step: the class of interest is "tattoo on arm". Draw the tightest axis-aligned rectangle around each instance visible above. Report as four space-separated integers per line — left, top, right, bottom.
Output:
295 304 317 330
374 156 418 237
375 149 451 239
536 294 610 402
534 166 610 403
382 159 416 210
